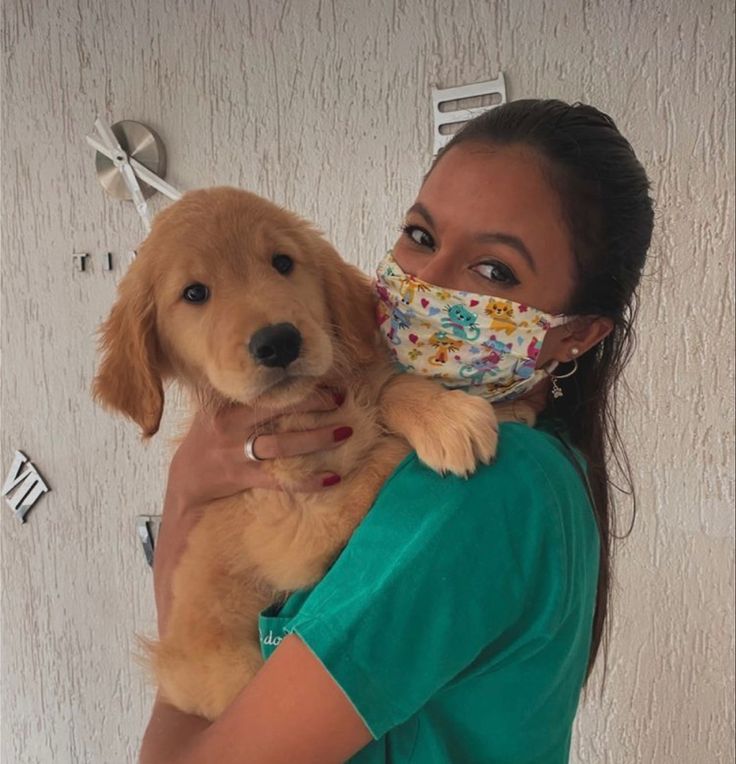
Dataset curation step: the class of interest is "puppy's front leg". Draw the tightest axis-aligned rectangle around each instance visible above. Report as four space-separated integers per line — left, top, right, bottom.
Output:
377 374 497 478
378 374 536 478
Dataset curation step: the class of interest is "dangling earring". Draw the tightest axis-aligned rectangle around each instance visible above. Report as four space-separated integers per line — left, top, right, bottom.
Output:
550 349 580 399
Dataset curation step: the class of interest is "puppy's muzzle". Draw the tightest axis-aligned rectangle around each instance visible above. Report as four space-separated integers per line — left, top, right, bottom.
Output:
249 323 302 368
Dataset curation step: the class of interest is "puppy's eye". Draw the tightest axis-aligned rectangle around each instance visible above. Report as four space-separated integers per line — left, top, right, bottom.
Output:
272 254 294 275
182 283 210 303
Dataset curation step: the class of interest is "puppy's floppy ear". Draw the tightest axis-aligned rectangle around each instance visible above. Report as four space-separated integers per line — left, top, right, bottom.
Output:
319 243 382 368
92 264 165 439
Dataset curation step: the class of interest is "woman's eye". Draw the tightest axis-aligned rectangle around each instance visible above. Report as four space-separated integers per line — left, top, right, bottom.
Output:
272 254 294 274
401 224 435 249
474 261 520 287
182 283 210 303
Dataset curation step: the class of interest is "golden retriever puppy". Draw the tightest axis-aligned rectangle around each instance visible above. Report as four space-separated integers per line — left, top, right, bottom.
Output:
92 186 524 721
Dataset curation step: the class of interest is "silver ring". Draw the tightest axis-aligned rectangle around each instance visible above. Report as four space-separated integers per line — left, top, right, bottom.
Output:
244 431 265 461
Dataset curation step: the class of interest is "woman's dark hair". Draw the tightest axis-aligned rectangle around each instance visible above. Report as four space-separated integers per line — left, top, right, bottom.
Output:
432 99 654 689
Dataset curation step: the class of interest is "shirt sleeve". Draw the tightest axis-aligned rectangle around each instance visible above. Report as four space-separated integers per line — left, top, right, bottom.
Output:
283 422 580 739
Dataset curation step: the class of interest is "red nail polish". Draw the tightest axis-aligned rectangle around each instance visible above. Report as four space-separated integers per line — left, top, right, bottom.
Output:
322 474 341 487
333 426 353 442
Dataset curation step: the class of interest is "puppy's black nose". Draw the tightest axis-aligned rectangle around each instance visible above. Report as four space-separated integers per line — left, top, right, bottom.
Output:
248 323 302 368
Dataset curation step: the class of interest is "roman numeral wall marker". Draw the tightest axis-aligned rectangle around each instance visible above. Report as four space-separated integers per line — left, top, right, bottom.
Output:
2 451 51 523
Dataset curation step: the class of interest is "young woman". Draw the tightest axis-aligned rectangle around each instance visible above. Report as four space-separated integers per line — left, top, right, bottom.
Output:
139 99 654 764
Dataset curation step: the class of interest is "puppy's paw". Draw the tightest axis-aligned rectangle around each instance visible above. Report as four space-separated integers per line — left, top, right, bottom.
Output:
411 390 498 478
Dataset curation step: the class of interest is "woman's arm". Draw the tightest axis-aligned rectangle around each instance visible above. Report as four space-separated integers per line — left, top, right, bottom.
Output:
139 694 212 764
139 634 373 764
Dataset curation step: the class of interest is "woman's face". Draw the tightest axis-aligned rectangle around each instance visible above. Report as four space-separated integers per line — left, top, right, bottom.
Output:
391 141 606 368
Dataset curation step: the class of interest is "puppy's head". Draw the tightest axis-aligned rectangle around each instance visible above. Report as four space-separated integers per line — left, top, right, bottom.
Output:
92 186 379 438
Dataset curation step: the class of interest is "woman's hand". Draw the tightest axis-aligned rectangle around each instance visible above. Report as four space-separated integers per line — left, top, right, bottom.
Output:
153 386 350 635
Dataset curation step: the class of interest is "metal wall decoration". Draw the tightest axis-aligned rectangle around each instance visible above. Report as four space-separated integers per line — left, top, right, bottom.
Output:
2 451 50 523
73 252 89 271
136 515 161 568
85 116 183 233
431 73 507 155
71 250 138 273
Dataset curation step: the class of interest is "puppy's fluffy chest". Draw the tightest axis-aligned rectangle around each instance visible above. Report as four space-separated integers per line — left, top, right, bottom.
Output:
264 389 388 488
190 389 410 595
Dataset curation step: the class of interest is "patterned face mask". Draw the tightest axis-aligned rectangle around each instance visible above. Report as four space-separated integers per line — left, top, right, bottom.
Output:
373 251 573 402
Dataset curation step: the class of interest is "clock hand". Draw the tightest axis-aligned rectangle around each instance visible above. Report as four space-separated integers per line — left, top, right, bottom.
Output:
85 133 182 202
129 159 182 201
90 117 152 231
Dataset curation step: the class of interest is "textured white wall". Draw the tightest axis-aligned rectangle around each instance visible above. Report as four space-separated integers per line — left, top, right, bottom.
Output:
1 1 733 762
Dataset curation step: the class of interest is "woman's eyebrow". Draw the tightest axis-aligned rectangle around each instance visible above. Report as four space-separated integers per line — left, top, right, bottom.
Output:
407 202 537 273
474 232 537 273
407 202 435 228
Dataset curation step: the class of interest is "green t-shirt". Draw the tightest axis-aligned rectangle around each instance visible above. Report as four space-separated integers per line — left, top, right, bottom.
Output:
258 420 600 763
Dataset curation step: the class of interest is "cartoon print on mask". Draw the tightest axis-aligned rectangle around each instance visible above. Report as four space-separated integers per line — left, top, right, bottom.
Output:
485 299 518 336
428 331 463 366
388 305 413 345
405 329 425 361
527 336 540 362
373 251 573 402
375 281 392 305
513 358 536 380
512 336 542 379
375 298 390 328
407 347 424 361
375 300 397 349
440 304 481 340
459 355 503 385
399 274 431 305
481 335 514 364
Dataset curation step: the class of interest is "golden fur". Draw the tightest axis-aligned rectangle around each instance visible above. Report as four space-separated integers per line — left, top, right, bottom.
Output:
92 186 531 720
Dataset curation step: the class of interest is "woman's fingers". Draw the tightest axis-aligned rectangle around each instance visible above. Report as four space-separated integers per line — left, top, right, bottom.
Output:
212 386 344 441
246 423 353 461
171 387 349 503
238 465 342 493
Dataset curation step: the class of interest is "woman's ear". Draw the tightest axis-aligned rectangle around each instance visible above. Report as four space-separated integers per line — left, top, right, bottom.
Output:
319 242 382 370
92 267 165 439
555 316 614 361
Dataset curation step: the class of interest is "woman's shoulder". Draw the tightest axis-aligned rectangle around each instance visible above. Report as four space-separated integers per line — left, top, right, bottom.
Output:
384 419 589 511
494 419 589 487
371 418 598 575
276 420 598 648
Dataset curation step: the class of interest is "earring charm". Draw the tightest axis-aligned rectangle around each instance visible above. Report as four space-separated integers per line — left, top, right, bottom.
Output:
550 359 578 399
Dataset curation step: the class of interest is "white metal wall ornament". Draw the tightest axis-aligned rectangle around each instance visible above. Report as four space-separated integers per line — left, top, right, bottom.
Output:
84 116 183 233
72 252 89 271
2 451 50 523
431 73 507 155
136 515 161 568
